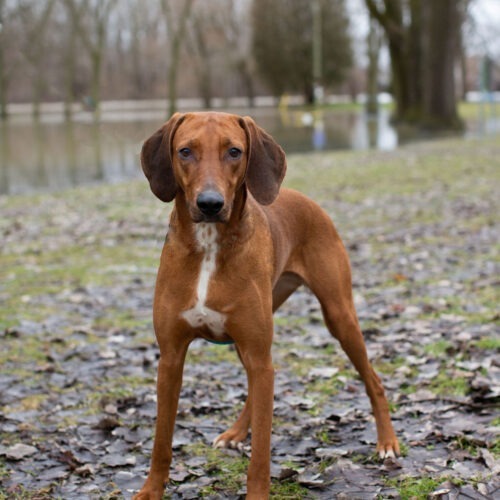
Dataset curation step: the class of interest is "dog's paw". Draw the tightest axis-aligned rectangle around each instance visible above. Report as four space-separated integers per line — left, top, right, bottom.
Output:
213 438 245 451
379 447 396 460
212 428 248 450
132 478 167 500
132 490 163 500
377 438 400 460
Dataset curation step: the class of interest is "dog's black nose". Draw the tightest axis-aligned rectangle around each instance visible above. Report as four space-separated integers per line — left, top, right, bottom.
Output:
196 191 224 216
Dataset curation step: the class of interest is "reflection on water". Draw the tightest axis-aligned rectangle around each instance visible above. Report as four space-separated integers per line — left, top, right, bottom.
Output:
0 118 149 195
0 106 497 195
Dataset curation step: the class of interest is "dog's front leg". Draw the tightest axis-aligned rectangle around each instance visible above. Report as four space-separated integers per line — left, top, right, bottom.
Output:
134 340 189 500
237 319 274 499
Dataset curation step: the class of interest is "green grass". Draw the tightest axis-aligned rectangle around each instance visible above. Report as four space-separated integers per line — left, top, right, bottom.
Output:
285 135 499 206
474 336 500 351
374 356 408 375
424 340 454 357
452 435 485 457
429 372 470 397
181 443 310 498
458 101 498 120
385 476 444 499
490 417 500 427
0 460 10 483
0 244 158 331
491 439 500 458
0 335 52 367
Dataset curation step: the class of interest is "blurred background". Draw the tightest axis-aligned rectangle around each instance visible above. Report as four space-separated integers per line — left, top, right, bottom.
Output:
0 0 498 195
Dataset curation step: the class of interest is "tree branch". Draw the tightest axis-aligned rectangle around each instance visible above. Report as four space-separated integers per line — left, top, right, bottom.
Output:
365 0 404 40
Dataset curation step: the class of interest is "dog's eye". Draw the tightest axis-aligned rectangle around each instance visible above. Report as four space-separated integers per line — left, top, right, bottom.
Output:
228 147 242 159
178 148 192 159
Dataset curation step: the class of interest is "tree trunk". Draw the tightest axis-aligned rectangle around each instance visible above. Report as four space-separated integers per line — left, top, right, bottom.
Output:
18 0 56 119
421 0 462 128
237 59 255 108
366 15 382 115
167 44 179 117
32 67 45 120
130 7 143 99
91 50 102 120
64 0 117 121
63 20 77 120
304 80 315 105
0 122 9 193
365 0 463 130
188 12 212 109
0 0 6 120
0 35 7 120
199 65 212 110
163 0 195 117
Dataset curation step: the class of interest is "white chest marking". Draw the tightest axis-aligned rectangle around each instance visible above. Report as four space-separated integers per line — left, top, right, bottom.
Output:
180 223 227 335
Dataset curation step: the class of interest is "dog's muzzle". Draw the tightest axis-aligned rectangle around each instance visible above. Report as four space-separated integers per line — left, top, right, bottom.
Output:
196 191 224 217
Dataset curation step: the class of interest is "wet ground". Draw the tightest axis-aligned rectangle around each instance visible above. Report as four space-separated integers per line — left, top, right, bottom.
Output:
0 136 498 499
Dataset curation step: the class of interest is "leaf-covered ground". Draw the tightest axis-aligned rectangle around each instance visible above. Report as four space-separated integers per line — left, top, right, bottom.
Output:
0 136 499 499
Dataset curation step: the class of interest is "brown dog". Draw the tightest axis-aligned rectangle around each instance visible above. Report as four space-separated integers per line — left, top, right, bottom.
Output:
133 112 399 499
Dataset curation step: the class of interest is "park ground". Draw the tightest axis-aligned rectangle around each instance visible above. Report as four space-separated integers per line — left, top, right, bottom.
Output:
0 134 499 499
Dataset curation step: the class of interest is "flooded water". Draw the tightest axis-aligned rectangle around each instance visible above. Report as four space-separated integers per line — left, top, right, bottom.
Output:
0 105 497 195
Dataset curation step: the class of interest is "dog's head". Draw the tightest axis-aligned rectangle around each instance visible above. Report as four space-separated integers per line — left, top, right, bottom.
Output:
141 112 287 222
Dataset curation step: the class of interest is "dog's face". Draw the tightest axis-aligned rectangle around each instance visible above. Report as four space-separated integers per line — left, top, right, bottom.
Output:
170 113 248 223
141 112 287 222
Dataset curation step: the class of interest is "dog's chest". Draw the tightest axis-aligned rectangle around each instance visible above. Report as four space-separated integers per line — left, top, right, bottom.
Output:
180 223 226 334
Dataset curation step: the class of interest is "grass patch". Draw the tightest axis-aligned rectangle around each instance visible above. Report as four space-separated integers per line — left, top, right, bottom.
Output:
385 476 442 499
187 342 239 365
398 441 410 457
307 377 342 398
374 356 408 375
181 443 248 496
91 310 150 331
286 136 499 206
270 478 311 499
473 336 500 351
0 336 50 366
0 484 56 500
424 340 454 357
429 372 469 397
180 443 311 498
0 460 10 482
0 242 158 331
490 417 500 427
452 435 486 457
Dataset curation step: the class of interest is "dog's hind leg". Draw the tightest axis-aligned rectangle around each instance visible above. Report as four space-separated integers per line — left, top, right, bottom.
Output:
213 344 252 449
302 234 400 458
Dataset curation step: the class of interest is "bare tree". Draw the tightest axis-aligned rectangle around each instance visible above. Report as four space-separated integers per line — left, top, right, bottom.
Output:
160 0 195 116
60 5 79 118
0 0 7 120
186 5 216 108
366 13 383 115
365 0 466 129
123 0 164 99
217 0 256 106
64 0 118 119
17 0 55 118
127 0 148 99
0 0 9 119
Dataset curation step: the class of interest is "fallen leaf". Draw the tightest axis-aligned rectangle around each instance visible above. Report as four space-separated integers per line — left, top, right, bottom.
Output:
0 443 37 460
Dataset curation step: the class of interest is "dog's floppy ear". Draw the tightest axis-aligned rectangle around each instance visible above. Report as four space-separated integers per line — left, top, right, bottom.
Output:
141 113 185 202
239 116 287 205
